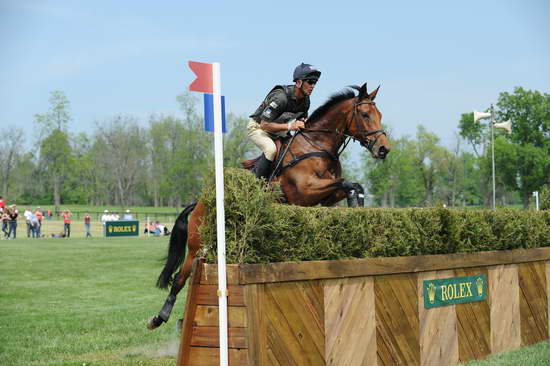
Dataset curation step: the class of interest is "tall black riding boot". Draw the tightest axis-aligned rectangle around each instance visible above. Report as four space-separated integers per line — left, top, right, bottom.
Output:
254 154 273 180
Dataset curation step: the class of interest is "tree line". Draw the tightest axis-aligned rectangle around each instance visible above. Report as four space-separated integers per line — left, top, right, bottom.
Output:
0 87 547 210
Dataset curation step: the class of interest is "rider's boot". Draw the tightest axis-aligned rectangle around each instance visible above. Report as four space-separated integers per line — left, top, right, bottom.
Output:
254 154 273 180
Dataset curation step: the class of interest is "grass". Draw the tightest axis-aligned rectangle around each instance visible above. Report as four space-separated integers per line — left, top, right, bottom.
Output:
2 237 550 366
0 237 185 366
462 340 550 365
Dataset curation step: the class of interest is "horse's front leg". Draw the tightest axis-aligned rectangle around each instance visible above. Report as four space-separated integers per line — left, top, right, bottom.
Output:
147 251 196 330
291 177 360 207
320 181 364 207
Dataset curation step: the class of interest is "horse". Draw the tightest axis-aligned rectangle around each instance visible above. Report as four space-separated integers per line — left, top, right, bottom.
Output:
147 83 390 330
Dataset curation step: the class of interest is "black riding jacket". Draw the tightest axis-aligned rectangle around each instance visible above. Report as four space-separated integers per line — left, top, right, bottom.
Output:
250 85 310 123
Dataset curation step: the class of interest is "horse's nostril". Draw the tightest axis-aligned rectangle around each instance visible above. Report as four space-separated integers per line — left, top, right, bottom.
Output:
378 146 388 159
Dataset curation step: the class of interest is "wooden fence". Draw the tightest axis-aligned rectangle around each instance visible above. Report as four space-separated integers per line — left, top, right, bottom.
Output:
176 247 550 366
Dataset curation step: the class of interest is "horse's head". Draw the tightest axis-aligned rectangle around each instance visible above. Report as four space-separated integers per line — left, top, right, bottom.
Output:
349 83 390 159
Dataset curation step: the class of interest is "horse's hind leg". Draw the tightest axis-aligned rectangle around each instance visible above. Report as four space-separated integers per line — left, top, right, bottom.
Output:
147 251 197 330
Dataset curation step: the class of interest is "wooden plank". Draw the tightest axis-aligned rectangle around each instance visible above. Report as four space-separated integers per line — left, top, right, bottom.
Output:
489 264 520 354
190 326 247 349
324 277 376 366
518 262 548 346
187 346 248 366
454 267 491 363
177 258 204 366
196 284 245 307
201 264 240 285
418 270 458 366
375 273 420 366
261 280 325 366
239 247 550 284
244 284 266 366
193 305 247 328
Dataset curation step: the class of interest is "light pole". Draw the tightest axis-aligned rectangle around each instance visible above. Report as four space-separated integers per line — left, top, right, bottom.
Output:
473 108 512 210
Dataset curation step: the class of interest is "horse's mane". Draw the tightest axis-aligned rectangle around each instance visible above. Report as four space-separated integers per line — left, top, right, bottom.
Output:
308 86 359 122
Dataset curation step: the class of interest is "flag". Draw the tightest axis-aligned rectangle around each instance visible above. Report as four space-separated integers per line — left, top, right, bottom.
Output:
204 93 227 133
188 61 213 93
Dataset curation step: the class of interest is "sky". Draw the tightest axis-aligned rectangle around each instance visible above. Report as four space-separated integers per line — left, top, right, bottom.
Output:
1 0 549 155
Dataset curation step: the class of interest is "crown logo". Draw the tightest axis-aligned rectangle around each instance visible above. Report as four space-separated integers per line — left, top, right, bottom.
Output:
476 278 484 297
428 283 436 304
108 226 113 233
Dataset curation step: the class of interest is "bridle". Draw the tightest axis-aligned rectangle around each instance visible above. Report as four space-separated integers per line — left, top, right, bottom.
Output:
350 99 387 153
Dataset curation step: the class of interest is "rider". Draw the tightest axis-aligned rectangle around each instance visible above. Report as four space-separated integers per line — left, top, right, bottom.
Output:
247 63 321 179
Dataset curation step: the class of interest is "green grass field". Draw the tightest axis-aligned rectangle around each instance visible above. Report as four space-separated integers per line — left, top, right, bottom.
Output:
0 237 184 366
2 237 550 366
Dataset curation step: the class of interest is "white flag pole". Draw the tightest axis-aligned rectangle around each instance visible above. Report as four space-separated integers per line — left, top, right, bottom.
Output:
212 62 229 366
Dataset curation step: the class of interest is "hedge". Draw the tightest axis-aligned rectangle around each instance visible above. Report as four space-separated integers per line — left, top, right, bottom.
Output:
198 169 550 264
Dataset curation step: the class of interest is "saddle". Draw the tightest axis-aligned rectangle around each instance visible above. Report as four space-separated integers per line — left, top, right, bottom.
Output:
241 133 339 183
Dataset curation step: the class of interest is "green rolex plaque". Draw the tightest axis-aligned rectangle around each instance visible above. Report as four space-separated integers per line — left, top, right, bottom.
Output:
105 220 139 237
423 274 487 309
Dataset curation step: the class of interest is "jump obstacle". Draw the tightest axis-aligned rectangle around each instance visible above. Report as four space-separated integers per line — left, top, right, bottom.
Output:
176 247 550 366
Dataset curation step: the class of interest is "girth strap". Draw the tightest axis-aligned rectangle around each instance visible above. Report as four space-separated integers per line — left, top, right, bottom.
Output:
277 151 338 174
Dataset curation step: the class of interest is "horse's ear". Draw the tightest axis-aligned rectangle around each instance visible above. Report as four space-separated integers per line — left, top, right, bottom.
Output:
369 85 381 101
358 83 368 99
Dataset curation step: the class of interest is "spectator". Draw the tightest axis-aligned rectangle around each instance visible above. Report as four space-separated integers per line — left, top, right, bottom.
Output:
62 210 71 238
1 208 9 238
29 212 39 238
84 212 92 238
0 196 5 211
101 210 110 225
123 209 133 220
47 209 53 220
8 204 18 239
155 221 166 236
113 212 120 221
35 208 43 238
24 208 33 237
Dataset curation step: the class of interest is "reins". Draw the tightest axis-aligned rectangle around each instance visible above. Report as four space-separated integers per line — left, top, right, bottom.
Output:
268 97 387 181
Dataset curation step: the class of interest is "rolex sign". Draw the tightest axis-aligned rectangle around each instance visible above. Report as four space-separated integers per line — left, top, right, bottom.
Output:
105 220 139 237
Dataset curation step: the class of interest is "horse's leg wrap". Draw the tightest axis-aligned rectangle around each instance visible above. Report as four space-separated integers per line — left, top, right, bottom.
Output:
352 183 365 207
158 294 177 322
339 180 358 208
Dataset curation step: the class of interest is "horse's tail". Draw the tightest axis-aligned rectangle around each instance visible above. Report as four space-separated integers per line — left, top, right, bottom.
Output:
156 202 197 289
241 156 260 171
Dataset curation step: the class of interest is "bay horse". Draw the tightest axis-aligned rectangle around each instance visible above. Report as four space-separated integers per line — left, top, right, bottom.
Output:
147 83 390 330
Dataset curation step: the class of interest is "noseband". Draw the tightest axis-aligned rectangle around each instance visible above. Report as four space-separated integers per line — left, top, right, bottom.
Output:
351 100 387 153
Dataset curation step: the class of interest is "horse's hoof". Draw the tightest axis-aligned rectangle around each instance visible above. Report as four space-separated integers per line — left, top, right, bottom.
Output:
176 318 183 333
147 316 162 330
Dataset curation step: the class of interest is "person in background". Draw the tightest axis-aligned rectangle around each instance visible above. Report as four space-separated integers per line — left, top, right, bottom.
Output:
1 208 9 238
0 196 5 212
113 212 120 221
24 208 32 237
84 212 92 237
123 209 133 220
47 208 53 220
8 204 18 239
35 208 43 238
62 210 71 238
155 221 166 236
29 212 39 238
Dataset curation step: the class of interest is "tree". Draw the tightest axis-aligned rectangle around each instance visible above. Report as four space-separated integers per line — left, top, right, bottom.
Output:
93 115 149 206
0 127 24 197
34 90 75 211
223 114 258 169
458 112 487 158
362 135 424 207
495 87 550 208
40 129 74 209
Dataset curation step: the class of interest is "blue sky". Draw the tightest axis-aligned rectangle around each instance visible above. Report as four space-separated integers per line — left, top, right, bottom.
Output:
1 0 549 151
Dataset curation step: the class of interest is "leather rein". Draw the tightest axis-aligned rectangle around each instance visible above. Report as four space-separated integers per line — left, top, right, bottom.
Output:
270 98 386 181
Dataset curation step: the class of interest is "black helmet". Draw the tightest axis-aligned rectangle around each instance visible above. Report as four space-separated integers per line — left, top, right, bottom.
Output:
293 63 321 82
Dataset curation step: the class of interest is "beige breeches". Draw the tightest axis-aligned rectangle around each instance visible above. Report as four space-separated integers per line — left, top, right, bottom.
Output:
247 119 285 161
